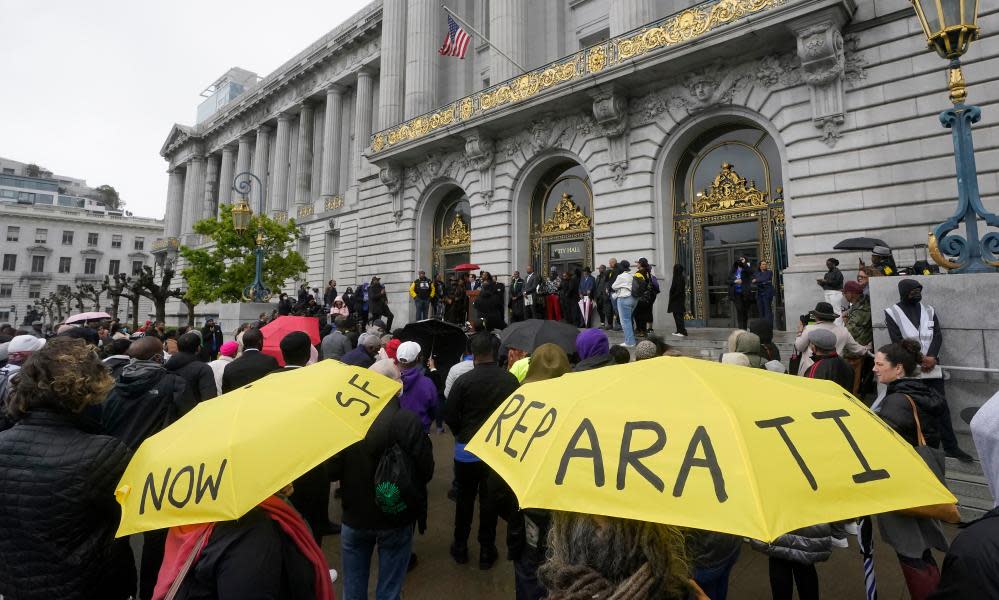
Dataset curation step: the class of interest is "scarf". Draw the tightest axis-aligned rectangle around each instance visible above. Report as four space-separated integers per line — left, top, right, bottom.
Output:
153 496 334 600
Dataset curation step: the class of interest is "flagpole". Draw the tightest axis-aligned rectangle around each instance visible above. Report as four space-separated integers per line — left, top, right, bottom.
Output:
440 2 527 74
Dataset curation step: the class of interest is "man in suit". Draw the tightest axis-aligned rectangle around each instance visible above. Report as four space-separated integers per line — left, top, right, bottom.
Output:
522 265 539 320
221 327 279 393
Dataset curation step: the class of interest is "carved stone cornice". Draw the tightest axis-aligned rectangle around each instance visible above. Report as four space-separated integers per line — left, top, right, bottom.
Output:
790 10 851 147
379 164 403 195
463 131 495 172
590 86 630 186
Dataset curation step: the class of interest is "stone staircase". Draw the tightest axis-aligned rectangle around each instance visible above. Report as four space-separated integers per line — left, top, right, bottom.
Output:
946 457 994 522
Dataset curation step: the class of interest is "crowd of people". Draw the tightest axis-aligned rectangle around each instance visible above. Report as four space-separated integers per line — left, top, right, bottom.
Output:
0 243 994 600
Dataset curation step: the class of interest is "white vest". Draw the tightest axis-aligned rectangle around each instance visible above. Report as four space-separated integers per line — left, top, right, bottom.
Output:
885 303 941 379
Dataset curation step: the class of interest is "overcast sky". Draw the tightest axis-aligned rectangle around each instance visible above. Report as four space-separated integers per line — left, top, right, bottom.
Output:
0 0 372 218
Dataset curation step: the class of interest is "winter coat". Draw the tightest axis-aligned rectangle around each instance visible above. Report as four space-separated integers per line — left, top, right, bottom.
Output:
207 355 233 396
844 294 873 347
368 282 387 313
165 351 218 407
174 506 317 600
668 272 686 314
475 281 506 330
611 271 634 300
329 295 350 318
399 366 439 432
321 329 352 361
341 346 375 368
728 264 754 300
794 322 869 375
102 361 189 450
931 507 999 599
220 348 280 393
327 398 434 532
803 352 855 392
877 378 945 448
750 524 833 564
323 285 338 307
0 410 131 600
819 267 844 291
734 331 765 369
445 362 520 443
103 355 131 380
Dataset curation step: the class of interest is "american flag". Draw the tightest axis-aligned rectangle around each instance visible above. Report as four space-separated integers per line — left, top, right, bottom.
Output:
439 14 471 59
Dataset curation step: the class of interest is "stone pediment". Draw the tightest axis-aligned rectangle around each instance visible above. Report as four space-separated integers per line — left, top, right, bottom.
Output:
160 124 196 157
80 248 104 257
25 244 52 255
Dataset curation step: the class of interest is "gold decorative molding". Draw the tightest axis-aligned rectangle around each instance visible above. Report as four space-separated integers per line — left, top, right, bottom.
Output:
692 163 768 215
438 215 471 248
772 205 786 235
324 195 344 211
369 0 784 155
297 204 314 218
542 193 591 234
674 219 690 237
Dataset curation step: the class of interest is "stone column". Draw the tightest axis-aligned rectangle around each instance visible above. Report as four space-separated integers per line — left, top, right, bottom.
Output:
203 153 220 220
271 114 293 216
380 0 407 127
609 0 656 36
252 125 271 212
181 155 206 236
216 144 236 214
404 0 438 118
490 0 527 83
294 103 315 209
352 69 375 182
233 135 253 203
165 168 185 239
321 85 345 198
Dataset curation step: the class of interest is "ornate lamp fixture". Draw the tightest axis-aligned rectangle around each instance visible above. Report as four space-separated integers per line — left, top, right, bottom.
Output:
231 198 252 235
231 172 272 301
911 0 998 272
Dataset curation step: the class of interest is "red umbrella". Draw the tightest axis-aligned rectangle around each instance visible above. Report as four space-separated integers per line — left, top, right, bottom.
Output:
259 316 320 366
452 263 480 272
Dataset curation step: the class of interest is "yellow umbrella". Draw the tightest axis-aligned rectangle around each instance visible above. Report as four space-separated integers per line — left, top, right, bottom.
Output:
114 360 399 537
465 357 956 542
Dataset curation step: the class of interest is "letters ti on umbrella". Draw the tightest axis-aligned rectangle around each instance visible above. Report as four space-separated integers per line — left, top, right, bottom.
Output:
466 357 955 542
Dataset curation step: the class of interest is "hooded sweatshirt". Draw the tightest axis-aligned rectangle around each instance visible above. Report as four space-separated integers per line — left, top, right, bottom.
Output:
399 366 439 432
734 331 764 369
573 328 614 372
329 295 350 318
101 361 188 450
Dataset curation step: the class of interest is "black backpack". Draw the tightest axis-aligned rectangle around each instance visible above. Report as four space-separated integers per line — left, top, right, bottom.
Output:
374 443 419 516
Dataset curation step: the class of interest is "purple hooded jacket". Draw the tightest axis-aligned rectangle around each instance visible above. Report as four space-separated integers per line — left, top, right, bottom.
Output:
574 328 615 372
399 366 438 432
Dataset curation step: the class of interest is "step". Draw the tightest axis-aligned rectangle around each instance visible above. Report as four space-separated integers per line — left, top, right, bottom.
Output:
960 505 988 522
946 456 985 476
947 477 994 504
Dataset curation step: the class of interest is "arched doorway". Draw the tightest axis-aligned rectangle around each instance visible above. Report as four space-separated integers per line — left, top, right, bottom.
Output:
529 163 593 274
672 124 787 328
432 188 471 279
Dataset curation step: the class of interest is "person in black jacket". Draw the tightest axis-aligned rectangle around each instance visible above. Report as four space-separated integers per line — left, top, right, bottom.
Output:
102 337 133 380
328 359 434 600
368 276 394 331
801 329 854 392
201 318 224 361
165 331 217 407
221 328 280 393
474 272 506 331
728 257 754 330
444 333 520 569
0 337 133 600
668 263 688 337
816 257 845 316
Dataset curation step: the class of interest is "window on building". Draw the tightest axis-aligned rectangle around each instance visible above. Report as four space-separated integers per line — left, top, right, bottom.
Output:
6 226 19 242
1 254 15 271
31 256 45 273
0 285 11 299
84 258 97 274
108 259 120 275
35 228 47 244
28 284 41 299
34 193 54 205
18 191 35 203
111 234 122 249
62 230 74 245
131 260 144 275
87 232 99 246
58 257 71 273
2 168 13 174
57 284 70 294
0 310 9 322
579 28 610 49
134 237 145 251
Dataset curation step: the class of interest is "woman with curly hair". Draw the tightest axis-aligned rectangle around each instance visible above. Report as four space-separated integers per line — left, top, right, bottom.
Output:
0 337 134 600
538 512 707 599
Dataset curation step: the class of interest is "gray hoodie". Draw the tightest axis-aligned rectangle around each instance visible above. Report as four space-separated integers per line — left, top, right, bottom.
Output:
971 390 999 507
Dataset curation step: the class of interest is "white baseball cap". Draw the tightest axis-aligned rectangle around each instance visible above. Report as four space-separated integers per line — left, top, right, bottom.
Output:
396 341 421 364
8 335 46 354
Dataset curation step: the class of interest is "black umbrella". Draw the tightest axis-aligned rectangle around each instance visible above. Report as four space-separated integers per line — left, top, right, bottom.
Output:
833 237 888 251
500 318 579 354
398 319 467 370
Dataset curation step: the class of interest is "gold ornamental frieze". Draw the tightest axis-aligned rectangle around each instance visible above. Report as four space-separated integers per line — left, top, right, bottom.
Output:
541 193 591 234
438 215 471 248
692 163 768 216
369 0 783 155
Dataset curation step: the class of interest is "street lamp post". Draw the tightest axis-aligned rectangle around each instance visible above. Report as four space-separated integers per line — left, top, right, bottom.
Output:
231 172 272 302
911 0 999 273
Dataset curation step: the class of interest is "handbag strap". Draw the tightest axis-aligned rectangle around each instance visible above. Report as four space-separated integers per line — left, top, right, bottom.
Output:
163 528 212 600
903 394 928 447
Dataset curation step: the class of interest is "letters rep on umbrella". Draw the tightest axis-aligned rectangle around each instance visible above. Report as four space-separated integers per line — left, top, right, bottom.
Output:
484 395 891 504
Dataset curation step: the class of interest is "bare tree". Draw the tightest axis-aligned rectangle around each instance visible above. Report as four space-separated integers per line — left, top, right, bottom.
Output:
76 282 105 312
134 265 179 324
107 273 141 329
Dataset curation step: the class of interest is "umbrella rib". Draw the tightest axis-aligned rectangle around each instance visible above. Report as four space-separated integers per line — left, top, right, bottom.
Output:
683 361 770 539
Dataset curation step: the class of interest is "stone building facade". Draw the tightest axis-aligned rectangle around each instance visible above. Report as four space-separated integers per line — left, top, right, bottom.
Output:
157 0 999 329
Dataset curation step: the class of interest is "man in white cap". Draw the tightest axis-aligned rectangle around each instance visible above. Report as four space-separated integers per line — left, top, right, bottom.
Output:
0 335 46 405
396 341 438 433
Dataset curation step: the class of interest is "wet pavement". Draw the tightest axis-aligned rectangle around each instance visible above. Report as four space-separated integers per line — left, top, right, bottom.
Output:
321 428 957 599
